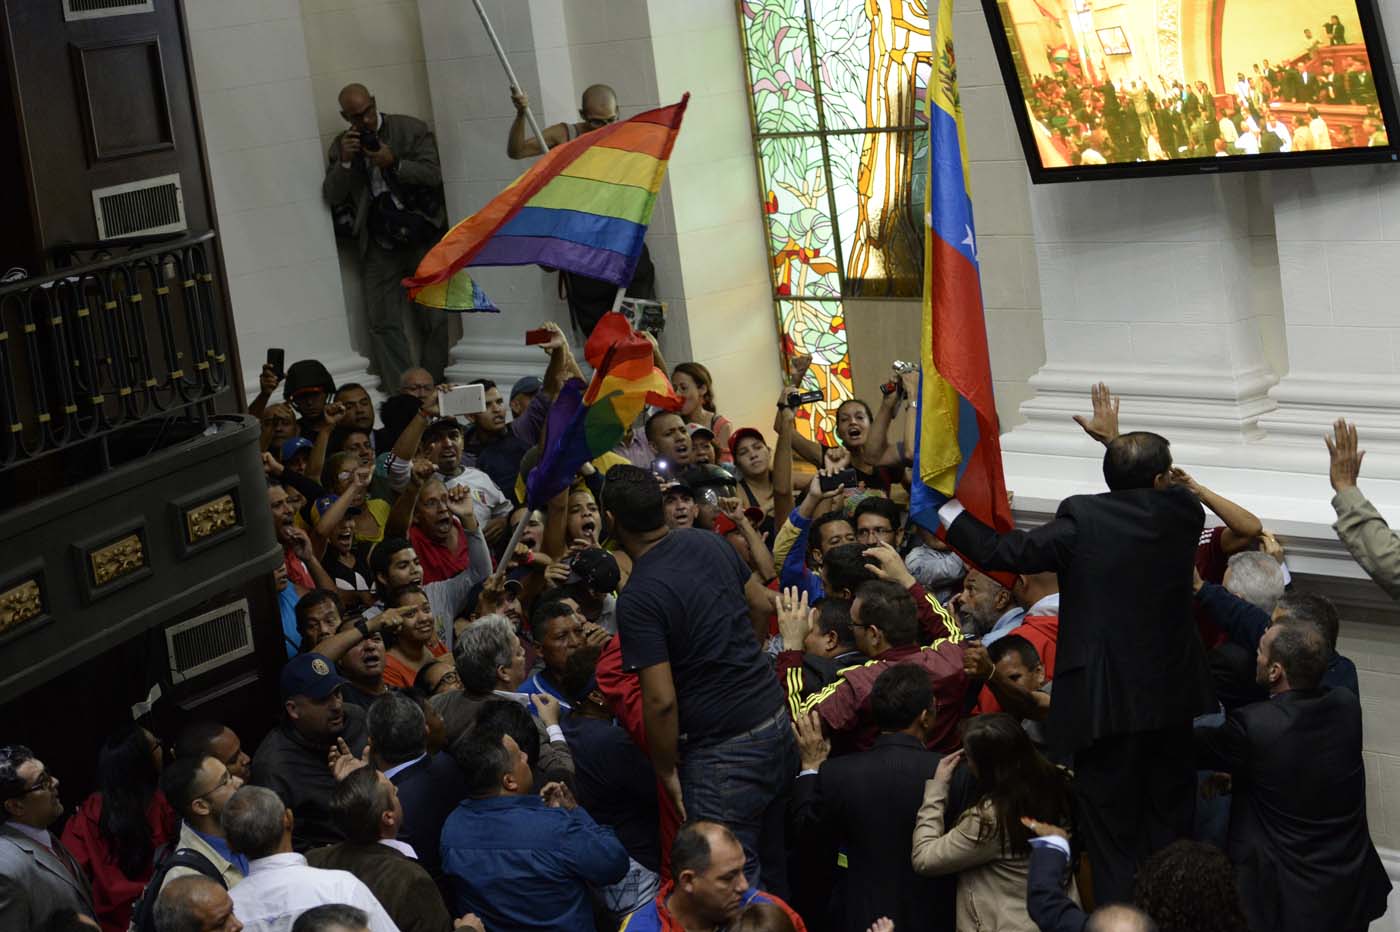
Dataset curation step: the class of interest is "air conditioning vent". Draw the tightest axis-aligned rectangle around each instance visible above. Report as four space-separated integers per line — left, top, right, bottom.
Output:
165 599 254 683
63 0 153 21
92 174 185 240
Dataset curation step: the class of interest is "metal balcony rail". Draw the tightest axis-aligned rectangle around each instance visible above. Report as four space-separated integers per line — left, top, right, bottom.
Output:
0 230 231 473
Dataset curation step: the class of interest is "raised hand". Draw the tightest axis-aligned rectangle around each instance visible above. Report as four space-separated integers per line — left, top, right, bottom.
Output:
962 640 993 679
1325 418 1364 493
530 692 561 727
261 452 283 477
1020 816 1070 840
542 559 571 587
454 914 486 932
282 526 314 562
933 748 963 786
258 364 281 396
540 780 578 809
863 541 916 588
327 737 371 781
866 920 895 932
411 457 437 486
777 586 812 648
1259 530 1286 564
321 401 346 429
1072 382 1120 446
792 710 830 770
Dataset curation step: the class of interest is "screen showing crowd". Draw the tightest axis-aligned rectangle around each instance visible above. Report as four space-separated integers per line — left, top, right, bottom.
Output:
996 0 1391 169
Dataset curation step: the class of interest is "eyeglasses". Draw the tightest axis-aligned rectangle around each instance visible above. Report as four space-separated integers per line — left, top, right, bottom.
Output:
341 99 376 123
195 770 232 801
6 771 55 799
430 669 462 695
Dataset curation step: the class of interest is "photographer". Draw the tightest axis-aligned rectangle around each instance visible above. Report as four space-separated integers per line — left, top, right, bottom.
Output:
323 83 449 393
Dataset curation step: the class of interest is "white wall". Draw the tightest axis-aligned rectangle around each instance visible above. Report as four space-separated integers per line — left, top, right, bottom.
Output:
184 0 373 393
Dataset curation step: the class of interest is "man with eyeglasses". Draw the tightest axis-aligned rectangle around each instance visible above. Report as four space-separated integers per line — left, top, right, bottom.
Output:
0 745 97 927
156 755 249 892
323 83 448 393
852 496 902 547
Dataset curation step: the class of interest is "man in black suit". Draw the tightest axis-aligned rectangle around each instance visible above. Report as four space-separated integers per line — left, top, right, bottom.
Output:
940 431 1215 904
1195 622 1390 932
366 691 466 891
790 664 963 932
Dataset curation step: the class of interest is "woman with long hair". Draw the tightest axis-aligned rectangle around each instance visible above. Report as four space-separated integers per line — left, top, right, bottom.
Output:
671 362 734 463
911 714 1076 931
60 723 177 932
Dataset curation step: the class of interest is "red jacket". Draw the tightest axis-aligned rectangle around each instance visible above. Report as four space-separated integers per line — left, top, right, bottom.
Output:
60 790 177 932
973 612 1059 715
595 633 681 880
802 641 971 754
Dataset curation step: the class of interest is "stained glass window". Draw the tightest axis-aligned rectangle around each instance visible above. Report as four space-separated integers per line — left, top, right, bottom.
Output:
740 0 934 443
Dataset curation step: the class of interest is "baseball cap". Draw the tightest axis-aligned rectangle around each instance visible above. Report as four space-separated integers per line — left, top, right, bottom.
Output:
280 652 346 700
566 548 622 594
279 436 313 462
511 376 543 400
662 481 695 500
687 422 715 441
728 427 765 457
282 359 336 399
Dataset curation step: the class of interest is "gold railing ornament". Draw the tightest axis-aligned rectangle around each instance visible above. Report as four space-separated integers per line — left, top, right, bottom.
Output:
0 579 42 633
186 494 237 543
90 533 146 586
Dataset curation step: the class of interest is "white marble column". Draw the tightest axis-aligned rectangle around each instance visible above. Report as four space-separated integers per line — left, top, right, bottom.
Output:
184 0 374 395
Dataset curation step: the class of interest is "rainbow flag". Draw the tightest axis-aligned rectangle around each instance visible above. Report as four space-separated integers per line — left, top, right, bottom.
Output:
404 96 690 308
909 0 1014 536
525 312 680 508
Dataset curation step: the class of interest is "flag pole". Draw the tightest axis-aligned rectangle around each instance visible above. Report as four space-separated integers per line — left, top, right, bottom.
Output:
492 509 531 582
610 285 628 314
470 0 551 154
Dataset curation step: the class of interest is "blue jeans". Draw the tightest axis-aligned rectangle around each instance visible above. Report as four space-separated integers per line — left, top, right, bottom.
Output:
678 707 798 898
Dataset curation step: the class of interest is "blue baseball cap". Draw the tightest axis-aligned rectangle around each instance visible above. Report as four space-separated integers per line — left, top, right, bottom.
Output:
279 436 313 462
280 652 346 700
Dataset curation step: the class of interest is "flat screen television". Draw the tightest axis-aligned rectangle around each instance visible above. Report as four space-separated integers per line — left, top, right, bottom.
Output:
981 0 1400 182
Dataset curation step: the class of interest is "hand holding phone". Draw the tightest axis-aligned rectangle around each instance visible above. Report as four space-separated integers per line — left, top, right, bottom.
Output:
818 468 858 493
266 348 285 381
525 328 552 346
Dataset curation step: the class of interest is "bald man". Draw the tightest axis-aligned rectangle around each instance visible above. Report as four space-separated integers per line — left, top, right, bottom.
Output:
322 83 449 394
503 83 656 335
154 875 242 932
506 84 618 158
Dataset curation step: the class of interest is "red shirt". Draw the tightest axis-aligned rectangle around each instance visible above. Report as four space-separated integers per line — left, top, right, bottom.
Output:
284 546 314 590
61 790 178 932
410 520 472 583
1194 526 1230 650
973 613 1060 715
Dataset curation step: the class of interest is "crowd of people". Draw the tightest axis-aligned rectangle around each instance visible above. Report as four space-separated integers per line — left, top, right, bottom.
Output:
5 73 1400 932
4 334 1398 932
1026 16 1386 165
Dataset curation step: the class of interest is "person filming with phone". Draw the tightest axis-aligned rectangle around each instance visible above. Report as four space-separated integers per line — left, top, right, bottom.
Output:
323 83 449 394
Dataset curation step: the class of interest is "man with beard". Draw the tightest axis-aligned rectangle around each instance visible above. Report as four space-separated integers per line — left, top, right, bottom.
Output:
249 653 369 851
408 477 485 586
950 568 1022 644
157 754 248 891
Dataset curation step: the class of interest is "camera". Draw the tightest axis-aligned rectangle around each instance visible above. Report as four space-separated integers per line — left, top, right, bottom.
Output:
359 129 381 153
882 360 919 396
786 389 824 406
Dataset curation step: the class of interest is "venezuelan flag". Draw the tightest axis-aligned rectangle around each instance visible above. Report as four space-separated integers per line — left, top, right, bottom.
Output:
404 96 689 308
909 0 1014 535
525 312 681 508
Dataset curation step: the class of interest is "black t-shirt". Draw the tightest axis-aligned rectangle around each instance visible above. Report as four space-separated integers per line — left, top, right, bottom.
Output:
617 528 784 743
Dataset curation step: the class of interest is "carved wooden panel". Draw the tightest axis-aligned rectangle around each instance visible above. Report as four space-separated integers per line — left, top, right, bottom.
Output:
72 36 174 162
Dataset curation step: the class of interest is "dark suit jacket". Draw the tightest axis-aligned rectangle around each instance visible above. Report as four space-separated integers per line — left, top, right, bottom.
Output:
307 840 453 932
0 824 96 929
390 751 467 887
947 486 1215 751
1026 843 1087 932
322 113 446 253
1196 687 1391 932
792 733 957 932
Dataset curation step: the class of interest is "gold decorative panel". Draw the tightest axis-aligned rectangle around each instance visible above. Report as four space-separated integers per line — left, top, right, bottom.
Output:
0 579 42 633
90 533 145 586
185 494 237 543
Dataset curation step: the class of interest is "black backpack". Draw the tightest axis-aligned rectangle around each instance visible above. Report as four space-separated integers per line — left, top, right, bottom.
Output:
129 847 225 932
